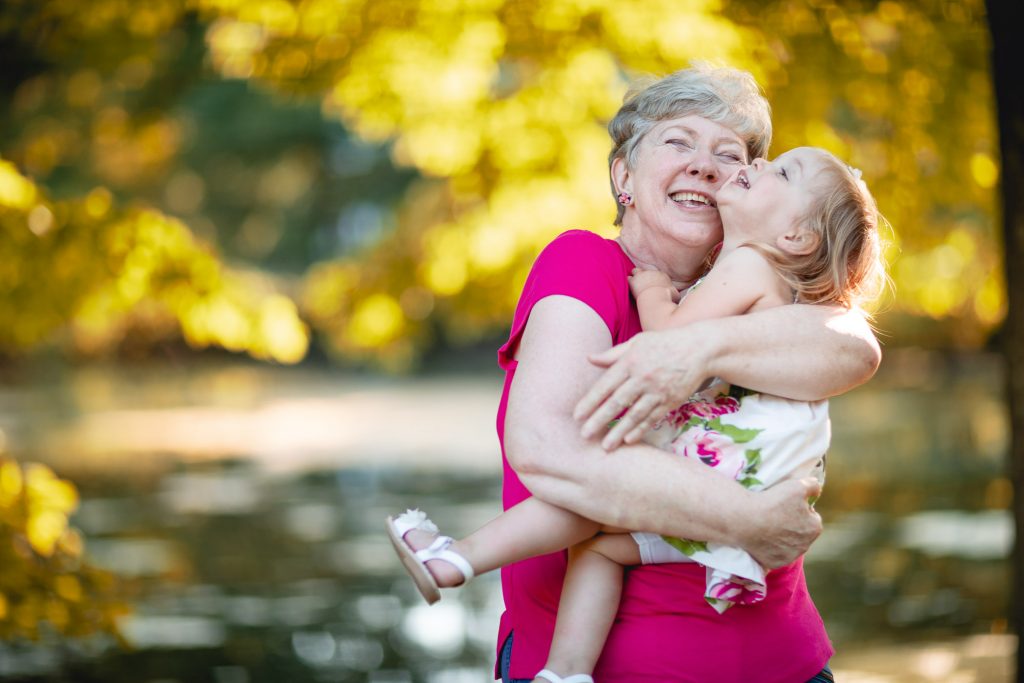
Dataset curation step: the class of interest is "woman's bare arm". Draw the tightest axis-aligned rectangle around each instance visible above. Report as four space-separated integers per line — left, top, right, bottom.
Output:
504 295 823 568
577 303 881 449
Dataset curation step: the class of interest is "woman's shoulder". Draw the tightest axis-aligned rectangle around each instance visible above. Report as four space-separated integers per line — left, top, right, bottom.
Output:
537 229 627 267
545 229 619 251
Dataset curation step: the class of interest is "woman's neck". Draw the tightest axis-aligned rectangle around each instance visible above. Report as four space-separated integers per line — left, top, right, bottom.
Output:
617 223 712 288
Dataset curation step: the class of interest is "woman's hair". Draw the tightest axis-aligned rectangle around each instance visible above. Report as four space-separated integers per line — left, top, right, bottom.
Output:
608 63 773 226
750 151 889 311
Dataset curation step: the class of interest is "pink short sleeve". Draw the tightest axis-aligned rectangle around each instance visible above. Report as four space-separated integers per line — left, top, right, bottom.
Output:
497 230 633 368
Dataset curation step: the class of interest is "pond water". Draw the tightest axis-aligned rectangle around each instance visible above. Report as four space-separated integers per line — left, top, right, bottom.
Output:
0 349 1015 682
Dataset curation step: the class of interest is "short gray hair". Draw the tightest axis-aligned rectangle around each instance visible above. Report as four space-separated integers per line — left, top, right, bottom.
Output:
608 63 773 225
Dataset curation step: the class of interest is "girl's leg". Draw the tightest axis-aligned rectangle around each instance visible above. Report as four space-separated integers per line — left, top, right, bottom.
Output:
536 533 642 679
402 497 603 587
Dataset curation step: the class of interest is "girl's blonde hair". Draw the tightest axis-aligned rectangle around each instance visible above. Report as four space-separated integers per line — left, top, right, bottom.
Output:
749 151 888 310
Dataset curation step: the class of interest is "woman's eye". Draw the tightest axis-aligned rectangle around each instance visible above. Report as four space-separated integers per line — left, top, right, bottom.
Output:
717 152 742 163
667 139 692 149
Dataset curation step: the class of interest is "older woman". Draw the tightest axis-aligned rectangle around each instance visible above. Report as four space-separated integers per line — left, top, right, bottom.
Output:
496 64 877 682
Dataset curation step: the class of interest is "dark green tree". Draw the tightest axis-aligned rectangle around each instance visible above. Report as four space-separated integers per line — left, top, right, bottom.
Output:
985 1 1022 679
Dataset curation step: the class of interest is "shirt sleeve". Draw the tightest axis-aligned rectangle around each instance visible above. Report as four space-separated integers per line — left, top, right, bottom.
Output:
497 230 627 370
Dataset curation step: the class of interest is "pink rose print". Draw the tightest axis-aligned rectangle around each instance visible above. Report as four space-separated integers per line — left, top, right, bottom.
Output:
681 433 722 468
667 395 740 426
708 578 766 606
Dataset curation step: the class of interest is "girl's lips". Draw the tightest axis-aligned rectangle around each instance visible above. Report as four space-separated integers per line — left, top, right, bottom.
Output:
733 169 750 189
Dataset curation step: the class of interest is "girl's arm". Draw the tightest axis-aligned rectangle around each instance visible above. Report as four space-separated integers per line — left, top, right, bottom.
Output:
504 294 824 569
652 247 778 329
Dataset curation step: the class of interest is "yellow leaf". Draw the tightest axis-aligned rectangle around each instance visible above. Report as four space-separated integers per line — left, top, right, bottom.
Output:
0 460 23 507
55 575 83 603
26 510 68 556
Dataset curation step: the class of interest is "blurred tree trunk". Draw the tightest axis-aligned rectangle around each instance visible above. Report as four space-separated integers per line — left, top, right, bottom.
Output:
985 2 1022 680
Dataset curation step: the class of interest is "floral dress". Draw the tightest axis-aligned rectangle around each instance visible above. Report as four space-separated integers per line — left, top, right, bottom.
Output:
633 382 830 613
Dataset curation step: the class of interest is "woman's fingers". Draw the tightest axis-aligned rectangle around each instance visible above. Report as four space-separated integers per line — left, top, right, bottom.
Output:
580 382 639 440
574 356 628 422
743 478 824 569
601 394 663 450
587 340 631 369
622 399 672 445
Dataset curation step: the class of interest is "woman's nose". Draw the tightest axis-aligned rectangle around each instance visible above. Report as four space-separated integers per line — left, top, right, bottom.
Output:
686 150 718 181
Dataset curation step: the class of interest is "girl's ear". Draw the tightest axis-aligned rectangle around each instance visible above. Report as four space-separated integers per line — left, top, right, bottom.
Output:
776 227 820 256
611 156 632 197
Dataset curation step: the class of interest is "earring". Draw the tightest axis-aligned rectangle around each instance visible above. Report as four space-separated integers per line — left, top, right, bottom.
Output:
617 192 633 206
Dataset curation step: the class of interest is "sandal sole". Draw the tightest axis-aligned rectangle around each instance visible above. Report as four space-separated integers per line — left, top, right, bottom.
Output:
386 516 442 605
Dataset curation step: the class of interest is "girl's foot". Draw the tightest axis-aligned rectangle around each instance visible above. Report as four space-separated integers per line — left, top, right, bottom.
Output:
533 671 594 683
401 525 469 587
386 509 475 604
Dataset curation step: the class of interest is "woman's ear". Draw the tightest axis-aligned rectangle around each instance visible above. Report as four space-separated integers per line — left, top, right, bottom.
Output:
611 156 632 197
776 227 820 256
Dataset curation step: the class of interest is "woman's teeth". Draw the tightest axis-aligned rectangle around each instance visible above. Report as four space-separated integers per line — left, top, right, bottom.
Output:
669 191 714 206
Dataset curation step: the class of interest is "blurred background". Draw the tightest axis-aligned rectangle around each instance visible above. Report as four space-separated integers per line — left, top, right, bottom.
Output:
0 0 1015 681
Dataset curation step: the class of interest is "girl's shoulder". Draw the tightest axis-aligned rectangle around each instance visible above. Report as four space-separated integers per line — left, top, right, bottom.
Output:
715 245 776 272
722 246 792 306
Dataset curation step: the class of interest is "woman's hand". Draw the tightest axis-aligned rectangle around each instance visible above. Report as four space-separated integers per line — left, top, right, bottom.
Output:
573 327 713 450
738 477 823 569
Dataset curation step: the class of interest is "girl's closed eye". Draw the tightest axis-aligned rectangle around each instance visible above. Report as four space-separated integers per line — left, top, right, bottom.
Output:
778 167 789 180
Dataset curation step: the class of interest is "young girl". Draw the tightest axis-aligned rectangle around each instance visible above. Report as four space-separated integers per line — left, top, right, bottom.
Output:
387 146 886 683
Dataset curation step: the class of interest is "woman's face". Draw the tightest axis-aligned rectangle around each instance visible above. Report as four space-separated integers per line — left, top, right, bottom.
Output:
615 115 748 251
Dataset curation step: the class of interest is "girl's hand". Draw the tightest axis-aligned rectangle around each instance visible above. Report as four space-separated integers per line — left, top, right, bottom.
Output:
628 267 674 299
573 328 713 450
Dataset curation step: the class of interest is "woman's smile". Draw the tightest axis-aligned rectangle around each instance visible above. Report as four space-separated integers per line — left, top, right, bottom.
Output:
668 190 717 208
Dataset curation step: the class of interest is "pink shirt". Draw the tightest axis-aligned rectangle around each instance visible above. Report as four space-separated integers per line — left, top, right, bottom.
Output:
494 230 833 682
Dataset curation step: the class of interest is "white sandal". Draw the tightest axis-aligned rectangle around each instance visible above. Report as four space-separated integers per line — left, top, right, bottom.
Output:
535 670 594 683
385 509 475 605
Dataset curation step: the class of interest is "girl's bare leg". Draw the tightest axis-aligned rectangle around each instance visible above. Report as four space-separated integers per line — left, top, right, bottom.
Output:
402 497 602 586
534 533 642 680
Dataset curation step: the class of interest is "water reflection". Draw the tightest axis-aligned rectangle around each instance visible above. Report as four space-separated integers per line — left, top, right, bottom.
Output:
0 351 1015 681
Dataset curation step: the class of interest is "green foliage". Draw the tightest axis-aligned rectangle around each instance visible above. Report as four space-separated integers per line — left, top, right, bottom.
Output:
0 159 309 361
0 0 1003 367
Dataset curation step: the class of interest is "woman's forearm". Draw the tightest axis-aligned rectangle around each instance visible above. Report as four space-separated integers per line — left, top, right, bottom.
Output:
692 303 880 401
507 410 821 568
507 412 756 543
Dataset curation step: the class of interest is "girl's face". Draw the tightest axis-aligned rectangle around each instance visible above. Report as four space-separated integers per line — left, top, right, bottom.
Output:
613 115 749 253
717 147 830 245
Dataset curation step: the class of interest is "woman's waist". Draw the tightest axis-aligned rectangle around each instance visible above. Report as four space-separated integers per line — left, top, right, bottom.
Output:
505 556 810 614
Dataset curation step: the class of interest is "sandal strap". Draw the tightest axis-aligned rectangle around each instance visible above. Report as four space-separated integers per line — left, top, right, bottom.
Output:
414 536 475 582
535 670 594 683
